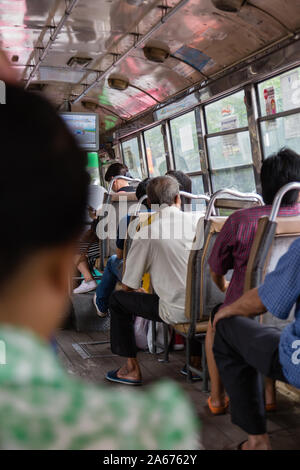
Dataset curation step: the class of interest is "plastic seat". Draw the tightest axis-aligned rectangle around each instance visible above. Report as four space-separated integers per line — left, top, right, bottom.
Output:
171 189 263 391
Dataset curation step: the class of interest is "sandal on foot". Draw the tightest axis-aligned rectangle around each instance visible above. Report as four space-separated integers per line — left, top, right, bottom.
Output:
106 369 142 386
237 440 247 450
207 395 229 415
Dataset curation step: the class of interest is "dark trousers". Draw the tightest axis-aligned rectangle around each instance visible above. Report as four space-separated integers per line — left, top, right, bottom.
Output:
213 316 287 435
109 290 161 358
109 290 201 358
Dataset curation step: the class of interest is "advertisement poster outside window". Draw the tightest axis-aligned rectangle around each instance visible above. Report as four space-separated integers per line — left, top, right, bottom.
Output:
264 86 277 131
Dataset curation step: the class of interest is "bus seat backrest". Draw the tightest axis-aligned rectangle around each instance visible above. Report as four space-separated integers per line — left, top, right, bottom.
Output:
200 218 233 320
214 198 261 212
185 216 204 321
185 216 231 322
185 197 262 324
98 193 138 258
122 212 156 275
245 216 300 330
122 215 137 273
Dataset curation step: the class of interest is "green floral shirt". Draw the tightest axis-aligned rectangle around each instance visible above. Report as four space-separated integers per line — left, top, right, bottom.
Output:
0 325 200 450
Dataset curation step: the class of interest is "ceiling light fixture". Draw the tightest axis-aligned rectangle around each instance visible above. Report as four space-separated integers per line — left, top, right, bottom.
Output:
143 45 170 63
82 100 99 111
108 76 129 91
67 56 92 68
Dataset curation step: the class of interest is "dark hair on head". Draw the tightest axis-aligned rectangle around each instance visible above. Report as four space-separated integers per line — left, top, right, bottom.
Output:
105 162 128 182
166 170 192 193
166 170 192 208
136 178 151 201
261 148 300 205
1 85 89 287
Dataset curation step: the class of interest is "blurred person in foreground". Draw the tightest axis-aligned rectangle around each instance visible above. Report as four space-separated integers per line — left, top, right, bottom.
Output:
0 84 199 449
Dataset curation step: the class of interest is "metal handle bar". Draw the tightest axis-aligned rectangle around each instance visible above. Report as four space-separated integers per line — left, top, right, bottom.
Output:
179 191 211 202
270 182 300 222
205 188 264 221
134 194 149 215
107 175 141 195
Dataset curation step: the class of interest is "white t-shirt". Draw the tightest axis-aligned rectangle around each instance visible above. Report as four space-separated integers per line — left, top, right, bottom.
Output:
122 205 198 324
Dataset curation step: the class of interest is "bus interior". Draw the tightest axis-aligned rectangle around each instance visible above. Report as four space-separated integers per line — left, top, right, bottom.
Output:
2 0 300 452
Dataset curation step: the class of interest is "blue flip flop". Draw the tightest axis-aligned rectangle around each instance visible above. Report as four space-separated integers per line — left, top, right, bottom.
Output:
180 365 202 381
106 369 142 386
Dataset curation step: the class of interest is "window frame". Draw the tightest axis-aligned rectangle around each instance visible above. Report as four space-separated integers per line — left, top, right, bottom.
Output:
203 88 257 194
121 134 147 179
256 67 300 160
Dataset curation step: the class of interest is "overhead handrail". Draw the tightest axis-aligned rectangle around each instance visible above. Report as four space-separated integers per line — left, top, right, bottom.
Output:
205 188 264 221
270 182 300 222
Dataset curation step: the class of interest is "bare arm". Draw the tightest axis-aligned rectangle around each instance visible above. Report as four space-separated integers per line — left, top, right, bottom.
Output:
121 283 147 293
121 283 133 292
210 268 229 293
213 287 267 330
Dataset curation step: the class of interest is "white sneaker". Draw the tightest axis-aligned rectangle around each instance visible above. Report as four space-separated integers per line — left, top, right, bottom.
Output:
93 293 107 318
73 279 97 294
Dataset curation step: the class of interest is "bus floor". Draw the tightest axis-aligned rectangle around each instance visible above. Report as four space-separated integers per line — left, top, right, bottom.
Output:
55 329 300 450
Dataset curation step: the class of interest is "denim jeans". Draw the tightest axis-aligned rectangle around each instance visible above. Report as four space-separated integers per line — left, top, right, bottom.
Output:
95 254 123 313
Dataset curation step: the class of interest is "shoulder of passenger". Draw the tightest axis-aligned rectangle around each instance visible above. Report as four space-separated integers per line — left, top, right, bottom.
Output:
227 207 256 224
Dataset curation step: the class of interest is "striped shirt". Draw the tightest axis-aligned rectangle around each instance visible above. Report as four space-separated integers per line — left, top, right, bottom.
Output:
208 203 300 307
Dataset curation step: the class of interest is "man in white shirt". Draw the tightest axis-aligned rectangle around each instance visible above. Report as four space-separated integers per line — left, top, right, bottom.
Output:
106 176 198 385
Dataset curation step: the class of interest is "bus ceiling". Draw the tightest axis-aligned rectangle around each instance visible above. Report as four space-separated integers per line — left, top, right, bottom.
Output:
2 0 300 134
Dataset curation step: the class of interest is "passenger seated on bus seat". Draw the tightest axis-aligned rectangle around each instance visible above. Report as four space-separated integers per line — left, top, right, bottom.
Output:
206 148 300 416
93 178 151 317
212 237 300 450
106 176 201 386
104 162 136 193
74 162 135 295
0 85 199 450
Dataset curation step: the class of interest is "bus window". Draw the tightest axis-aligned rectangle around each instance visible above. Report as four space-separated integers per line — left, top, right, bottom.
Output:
205 90 248 134
211 166 256 194
144 126 167 176
207 131 252 170
122 137 144 179
191 175 206 211
205 91 256 193
258 67 300 158
170 111 201 173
